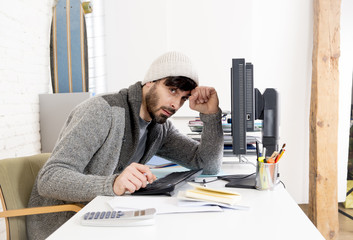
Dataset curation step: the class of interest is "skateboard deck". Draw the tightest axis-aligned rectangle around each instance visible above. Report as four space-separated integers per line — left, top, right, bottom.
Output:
50 0 89 93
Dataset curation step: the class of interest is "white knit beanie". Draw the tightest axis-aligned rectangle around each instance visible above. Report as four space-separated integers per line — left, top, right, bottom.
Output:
142 51 199 86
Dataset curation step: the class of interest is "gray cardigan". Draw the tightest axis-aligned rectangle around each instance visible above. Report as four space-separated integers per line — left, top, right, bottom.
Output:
27 82 224 240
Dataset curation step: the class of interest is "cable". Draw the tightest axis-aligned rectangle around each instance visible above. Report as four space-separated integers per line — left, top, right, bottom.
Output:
193 172 256 184
337 186 353 221
338 209 353 221
279 180 286 188
237 155 257 168
346 187 353 197
218 172 256 181
192 177 220 184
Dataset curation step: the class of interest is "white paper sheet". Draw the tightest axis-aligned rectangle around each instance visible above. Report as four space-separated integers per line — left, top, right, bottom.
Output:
107 196 223 214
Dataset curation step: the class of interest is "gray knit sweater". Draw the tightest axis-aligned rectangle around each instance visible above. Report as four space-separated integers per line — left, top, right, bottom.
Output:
26 82 223 239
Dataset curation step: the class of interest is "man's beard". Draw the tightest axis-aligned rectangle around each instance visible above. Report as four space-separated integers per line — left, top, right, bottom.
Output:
145 85 176 124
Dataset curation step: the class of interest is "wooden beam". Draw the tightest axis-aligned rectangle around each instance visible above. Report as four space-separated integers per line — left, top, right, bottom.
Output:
309 0 341 239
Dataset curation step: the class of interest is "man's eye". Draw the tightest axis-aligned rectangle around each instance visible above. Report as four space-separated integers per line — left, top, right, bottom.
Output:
170 88 177 94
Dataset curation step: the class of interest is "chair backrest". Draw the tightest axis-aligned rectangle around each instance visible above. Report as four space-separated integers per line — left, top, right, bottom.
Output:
0 153 50 240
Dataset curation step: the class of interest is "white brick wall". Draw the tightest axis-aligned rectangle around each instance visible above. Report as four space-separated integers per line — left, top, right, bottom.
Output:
0 0 56 239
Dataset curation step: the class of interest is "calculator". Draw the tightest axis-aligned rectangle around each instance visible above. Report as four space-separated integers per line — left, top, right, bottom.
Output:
81 208 156 227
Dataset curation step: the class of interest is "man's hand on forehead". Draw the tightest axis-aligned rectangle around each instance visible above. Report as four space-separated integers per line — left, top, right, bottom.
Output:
189 86 219 114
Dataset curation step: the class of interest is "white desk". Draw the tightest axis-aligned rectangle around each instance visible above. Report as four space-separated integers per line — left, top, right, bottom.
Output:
48 160 324 240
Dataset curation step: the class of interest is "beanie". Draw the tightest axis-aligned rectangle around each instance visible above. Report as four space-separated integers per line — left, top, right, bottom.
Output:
142 51 199 86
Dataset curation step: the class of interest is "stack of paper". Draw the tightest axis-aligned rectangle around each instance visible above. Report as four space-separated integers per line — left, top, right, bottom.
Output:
145 156 178 169
107 195 223 214
178 183 242 206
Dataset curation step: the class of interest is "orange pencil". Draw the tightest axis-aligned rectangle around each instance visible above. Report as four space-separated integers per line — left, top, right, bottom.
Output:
267 151 278 163
267 158 275 163
275 149 285 163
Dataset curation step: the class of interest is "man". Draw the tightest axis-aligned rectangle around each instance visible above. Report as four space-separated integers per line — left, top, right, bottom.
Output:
27 51 224 239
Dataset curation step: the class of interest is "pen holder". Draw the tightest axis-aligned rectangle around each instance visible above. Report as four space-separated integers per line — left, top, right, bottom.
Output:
255 162 279 191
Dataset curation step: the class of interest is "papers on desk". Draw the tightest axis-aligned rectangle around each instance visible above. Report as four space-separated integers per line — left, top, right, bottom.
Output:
177 183 249 210
107 185 249 215
145 155 179 169
177 195 249 210
107 196 223 214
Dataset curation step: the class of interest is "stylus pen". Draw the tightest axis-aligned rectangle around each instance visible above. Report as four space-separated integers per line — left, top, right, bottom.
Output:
262 147 266 158
256 141 259 160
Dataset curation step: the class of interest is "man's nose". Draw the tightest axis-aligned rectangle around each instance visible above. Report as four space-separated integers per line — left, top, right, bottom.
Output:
170 99 181 110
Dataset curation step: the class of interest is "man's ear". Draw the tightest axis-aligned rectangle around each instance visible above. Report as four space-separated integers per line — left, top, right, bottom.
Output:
143 81 154 90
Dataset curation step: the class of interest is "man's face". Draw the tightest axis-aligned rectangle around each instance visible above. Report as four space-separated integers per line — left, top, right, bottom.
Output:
145 80 191 124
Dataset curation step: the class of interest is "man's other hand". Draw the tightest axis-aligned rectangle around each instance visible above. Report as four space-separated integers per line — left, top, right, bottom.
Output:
113 162 157 195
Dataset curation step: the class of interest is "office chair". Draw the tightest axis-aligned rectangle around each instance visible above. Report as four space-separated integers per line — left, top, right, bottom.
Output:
0 153 83 240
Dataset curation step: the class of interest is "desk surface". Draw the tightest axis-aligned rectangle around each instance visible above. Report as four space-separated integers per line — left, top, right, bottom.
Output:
48 159 324 240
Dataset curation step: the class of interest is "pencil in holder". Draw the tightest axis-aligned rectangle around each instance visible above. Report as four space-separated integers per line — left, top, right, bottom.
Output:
255 161 279 191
